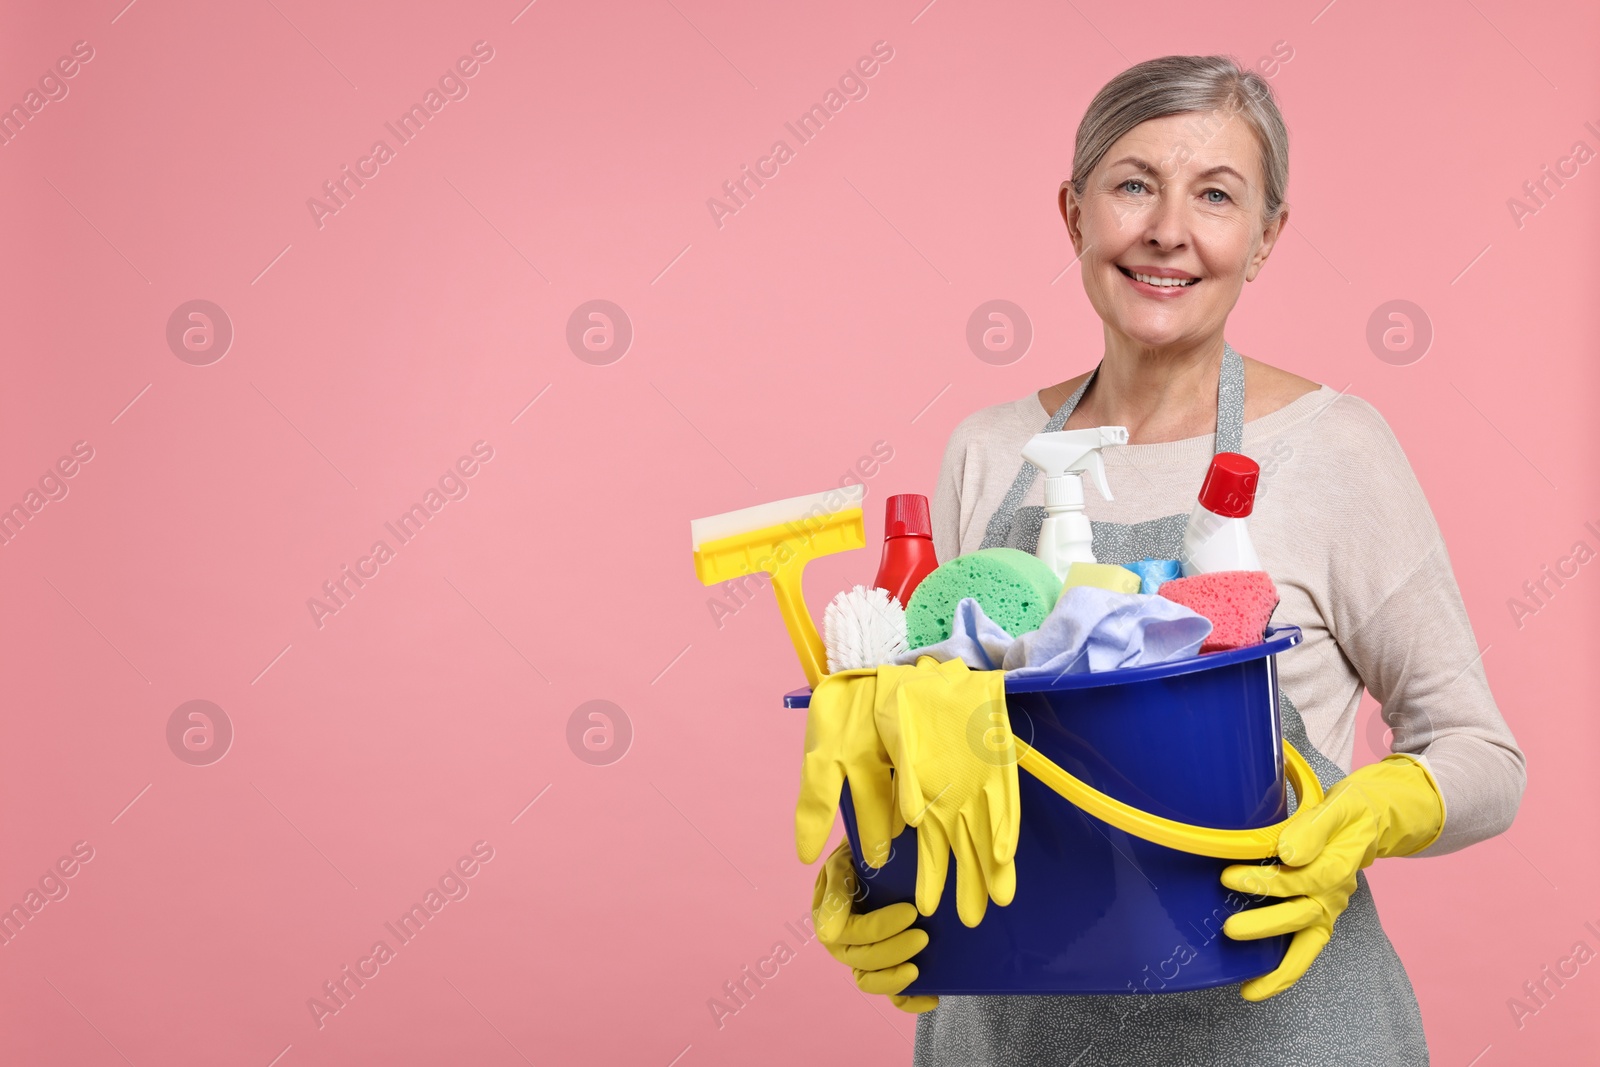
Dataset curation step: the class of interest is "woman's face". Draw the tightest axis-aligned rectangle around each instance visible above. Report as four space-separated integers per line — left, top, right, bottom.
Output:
1062 111 1285 353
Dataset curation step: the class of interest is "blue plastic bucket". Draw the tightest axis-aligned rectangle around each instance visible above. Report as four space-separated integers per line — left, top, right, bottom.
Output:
783 625 1302 995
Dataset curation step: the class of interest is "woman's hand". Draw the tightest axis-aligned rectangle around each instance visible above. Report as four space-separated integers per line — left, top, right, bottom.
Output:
813 840 938 1013
1219 753 1446 1001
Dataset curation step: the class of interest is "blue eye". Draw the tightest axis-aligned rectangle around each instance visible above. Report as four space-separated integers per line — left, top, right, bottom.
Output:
1120 179 1147 194
1205 189 1231 204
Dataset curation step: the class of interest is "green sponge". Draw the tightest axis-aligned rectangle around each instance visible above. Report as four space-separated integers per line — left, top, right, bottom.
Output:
906 548 1063 648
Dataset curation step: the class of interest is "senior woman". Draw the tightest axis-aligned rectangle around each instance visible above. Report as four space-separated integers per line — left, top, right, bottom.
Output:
810 55 1525 1065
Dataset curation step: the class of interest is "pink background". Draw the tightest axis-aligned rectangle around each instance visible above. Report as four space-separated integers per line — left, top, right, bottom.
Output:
2 1 1596 1064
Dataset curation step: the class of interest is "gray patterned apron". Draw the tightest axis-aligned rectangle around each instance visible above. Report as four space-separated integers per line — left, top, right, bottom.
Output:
913 344 1430 1066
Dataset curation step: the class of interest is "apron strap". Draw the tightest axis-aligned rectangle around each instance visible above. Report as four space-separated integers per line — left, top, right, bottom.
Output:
979 342 1246 550
1214 340 1246 454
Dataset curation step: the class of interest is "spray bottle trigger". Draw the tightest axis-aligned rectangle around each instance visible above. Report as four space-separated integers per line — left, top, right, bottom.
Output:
1071 450 1114 502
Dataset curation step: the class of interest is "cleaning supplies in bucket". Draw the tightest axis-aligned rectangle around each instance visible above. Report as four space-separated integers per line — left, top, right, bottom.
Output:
899 588 1213 677
797 625 1320 995
690 476 1310 996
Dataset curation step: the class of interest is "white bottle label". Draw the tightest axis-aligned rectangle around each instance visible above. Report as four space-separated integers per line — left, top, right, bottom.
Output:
1181 506 1261 576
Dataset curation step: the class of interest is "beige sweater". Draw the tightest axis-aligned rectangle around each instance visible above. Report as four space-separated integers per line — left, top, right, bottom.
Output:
932 384 1525 857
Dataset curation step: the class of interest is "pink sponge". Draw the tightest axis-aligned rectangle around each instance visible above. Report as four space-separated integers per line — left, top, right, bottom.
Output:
1159 571 1280 653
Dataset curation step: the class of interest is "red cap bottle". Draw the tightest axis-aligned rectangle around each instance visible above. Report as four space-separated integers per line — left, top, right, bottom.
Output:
1197 452 1260 518
1181 452 1263 576
874 494 939 606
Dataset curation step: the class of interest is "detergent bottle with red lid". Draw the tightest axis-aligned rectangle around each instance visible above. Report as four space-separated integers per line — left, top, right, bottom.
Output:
873 494 938 606
1181 451 1262 576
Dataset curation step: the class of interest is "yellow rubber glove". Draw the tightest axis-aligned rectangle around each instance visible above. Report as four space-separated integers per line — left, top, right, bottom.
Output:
1220 753 1445 1001
873 656 1018 927
813 839 938 1013
795 668 906 867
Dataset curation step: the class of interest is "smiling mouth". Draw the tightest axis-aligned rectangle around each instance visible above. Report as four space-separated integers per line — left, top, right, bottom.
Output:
1118 266 1201 288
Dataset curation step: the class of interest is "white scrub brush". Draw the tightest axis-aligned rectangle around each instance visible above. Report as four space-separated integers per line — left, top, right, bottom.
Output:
823 585 909 672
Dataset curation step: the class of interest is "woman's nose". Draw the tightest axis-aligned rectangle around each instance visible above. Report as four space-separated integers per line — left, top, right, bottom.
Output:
1138 192 1190 250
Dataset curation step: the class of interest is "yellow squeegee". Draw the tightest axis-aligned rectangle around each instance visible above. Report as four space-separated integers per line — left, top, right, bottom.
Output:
691 484 867 688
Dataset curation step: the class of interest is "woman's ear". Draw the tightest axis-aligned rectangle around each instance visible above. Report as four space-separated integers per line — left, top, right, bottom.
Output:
1245 204 1289 283
1059 181 1084 256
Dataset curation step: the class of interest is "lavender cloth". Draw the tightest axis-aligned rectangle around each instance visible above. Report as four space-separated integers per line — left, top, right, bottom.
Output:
893 596 1016 670
1003 585 1211 679
896 587 1211 678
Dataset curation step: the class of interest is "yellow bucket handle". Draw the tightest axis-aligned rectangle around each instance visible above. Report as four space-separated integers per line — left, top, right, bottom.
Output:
1013 738 1324 860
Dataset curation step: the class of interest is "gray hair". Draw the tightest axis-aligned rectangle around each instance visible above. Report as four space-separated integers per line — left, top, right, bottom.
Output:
1068 55 1290 226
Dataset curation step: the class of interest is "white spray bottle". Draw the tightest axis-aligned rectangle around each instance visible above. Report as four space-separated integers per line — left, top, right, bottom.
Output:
1020 426 1129 580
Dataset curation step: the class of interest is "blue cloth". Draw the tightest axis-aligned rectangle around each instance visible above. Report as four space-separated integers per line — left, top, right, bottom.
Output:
896 588 1211 678
1120 556 1182 594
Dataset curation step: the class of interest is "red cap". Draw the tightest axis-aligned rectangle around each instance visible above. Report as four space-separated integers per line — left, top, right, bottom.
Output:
1198 452 1260 518
884 494 932 538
